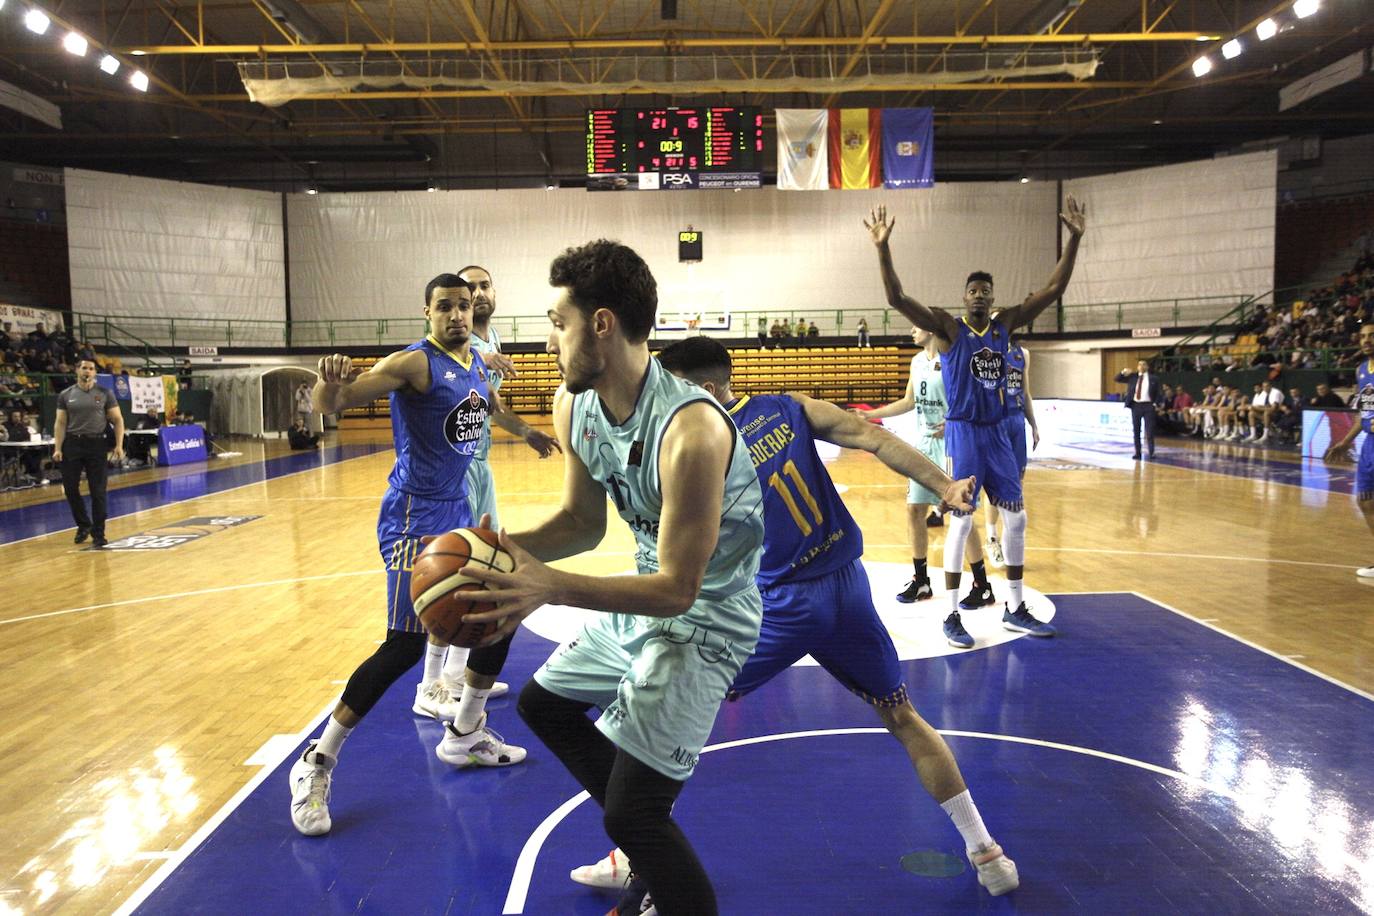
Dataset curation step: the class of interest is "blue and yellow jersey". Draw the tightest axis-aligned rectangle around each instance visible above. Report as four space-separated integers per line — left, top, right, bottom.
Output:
942 316 1009 424
469 328 502 461
727 394 862 587
387 337 490 498
1358 358 1374 435
1004 344 1026 416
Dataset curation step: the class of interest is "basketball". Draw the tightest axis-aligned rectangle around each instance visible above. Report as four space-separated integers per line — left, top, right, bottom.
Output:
410 528 516 647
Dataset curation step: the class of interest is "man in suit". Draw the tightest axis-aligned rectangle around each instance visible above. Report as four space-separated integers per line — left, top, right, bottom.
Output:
1116 359 1165 459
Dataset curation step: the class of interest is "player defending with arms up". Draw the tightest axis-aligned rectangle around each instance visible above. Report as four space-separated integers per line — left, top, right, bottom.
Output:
458 240 765 915
1324 321 1374 578
288 273 556 838
865 198 1085 646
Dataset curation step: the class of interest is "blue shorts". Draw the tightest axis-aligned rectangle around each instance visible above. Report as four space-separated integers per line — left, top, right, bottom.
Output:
377 487 473 633
1005 413 1028 476
1358 433 1374 501
944 418 1023 511
729 558 907 707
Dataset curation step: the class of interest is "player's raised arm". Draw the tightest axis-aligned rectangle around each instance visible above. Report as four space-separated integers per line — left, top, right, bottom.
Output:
856 370 916 420
864 205 958 346
997 196 1087 332
793 392 974 512
313 350 426 413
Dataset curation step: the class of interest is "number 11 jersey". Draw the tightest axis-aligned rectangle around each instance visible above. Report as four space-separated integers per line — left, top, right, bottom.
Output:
727 394 862 587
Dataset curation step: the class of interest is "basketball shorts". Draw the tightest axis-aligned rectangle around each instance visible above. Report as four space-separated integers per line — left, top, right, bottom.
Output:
464 458 499 529
1005 413 1028 476
944 418 1023 512
906 433 948 506
730 558 906 708
377 487 473 634
1358 433 1374 501
533 588 762 781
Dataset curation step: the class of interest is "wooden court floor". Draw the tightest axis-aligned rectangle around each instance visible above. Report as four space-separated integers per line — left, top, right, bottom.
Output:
1 425 1371 914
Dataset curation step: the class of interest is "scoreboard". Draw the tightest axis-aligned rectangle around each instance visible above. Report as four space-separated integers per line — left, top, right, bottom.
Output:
587 107 763 190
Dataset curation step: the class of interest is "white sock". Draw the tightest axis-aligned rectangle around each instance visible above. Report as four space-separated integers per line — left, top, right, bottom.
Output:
456 686 492 733
422 640 445 685
315 717 353 761
940 790 994 853
947 578 962 617
442 645 471 690
1007 578 1025 610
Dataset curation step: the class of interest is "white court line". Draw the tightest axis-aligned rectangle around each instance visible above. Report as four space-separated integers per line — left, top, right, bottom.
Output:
501 723 1369 914
1132 590 1374 703
113 697 338 916
0 569 380 626
0 449 385 549
861 543 1360 571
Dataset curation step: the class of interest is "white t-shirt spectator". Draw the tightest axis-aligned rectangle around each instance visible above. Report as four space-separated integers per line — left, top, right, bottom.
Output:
1265 388 1285 407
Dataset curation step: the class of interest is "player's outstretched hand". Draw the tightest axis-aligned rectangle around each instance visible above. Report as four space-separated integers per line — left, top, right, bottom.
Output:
317 353 352 384
1061 196 1087 237
941 475 976 514
523 428 562 458
1323 443 1352 463
864 206 895 246
484 351 519 379
461 528 553 645
1031 426 1040 450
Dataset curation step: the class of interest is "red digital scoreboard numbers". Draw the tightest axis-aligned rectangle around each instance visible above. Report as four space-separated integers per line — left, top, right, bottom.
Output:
587 107 763 190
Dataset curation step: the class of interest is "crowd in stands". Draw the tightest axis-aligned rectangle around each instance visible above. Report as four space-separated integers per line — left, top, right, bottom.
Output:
0 321 107 408
1153 375 1357 447
761 318 823 347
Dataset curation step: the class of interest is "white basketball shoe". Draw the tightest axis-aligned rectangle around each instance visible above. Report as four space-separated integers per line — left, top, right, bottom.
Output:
436 712 527 768
570 847 632 889
289 744 336 836
969 842 1019 896
413 680 460 720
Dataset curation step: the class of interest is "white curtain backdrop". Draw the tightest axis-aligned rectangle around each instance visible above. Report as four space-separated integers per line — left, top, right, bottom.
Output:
287 183 1058 337
65 169 285 322
1062 150 1276 305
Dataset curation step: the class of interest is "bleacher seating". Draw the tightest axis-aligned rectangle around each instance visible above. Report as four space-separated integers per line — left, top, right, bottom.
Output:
340 345 912 421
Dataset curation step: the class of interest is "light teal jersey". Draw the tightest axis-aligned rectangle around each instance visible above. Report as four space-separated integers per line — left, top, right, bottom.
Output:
909 350 947 439
469 327 502 460
570 357 765 643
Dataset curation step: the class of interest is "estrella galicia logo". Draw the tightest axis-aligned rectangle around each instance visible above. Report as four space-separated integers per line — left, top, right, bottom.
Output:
1357 383 1374 413
970 347 1004 390
443 387 489 451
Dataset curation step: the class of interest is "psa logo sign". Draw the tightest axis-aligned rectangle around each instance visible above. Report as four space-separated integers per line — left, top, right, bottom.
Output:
662 172 695 188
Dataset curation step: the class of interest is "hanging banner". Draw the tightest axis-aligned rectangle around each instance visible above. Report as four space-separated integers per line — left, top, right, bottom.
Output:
828 108 882 189
881 107 935 189
128 375 166 414
775 109 830 191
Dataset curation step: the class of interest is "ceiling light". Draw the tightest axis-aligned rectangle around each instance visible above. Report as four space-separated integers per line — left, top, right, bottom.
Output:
305 186 318 195
62 31 88 56
1292 0 1318 18
130 70 148 91
1019 175 1030 184
1256 18 1278 40
1192 56 1213 77
545 183 556 191
99 54 120 74
426 183 436 193
1222 38 1243 59
130 49 146 55
24 8 50 34
1152 119 1163 125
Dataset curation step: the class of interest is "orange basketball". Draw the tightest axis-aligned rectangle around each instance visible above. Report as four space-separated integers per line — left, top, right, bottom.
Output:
410 528 515 648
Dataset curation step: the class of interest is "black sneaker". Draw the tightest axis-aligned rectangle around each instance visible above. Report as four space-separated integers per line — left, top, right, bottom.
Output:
959 582 995 609
926 511 944 527
609 874 651 915
895 577 934 603
74 528 90 544
92 534 108 549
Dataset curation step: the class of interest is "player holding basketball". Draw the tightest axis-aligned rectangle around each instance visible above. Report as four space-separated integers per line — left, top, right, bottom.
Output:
1324 321 1374 578
410 264 553 722
865 198 1086 643
855 325 998 628
287 273 558 838
458 240 765 915
562 336 1017 897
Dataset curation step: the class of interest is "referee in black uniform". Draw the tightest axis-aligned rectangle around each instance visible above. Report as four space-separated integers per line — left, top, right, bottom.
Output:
53 357 124 548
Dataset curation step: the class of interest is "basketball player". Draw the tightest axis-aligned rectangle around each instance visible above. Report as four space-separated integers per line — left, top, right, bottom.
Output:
288 274 556 838
864 198 1087 642
410 264 559 722
457 240 765 915
564 336 1014 897
855 325 998 631
1324 321 1374 578
983 330 1039 567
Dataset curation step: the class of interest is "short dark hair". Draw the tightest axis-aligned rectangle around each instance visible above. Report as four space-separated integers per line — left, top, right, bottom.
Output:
77 357 97 368
657 337 732 388
549 240 657 344
456 265 489 278
966 271 994 289
424 273 471 307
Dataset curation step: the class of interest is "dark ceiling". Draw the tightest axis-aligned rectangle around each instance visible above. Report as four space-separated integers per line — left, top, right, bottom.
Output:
0 0 1370 190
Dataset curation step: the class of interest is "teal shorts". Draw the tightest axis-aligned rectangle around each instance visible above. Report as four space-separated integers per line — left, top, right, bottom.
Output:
906 435 949 506
533 589 761 781
463 458 499 529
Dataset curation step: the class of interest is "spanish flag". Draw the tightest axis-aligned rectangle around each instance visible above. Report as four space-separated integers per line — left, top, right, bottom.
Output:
827 108 882 189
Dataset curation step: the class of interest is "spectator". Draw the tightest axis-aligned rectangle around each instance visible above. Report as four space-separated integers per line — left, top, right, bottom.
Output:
1167 386 1194 435
294 382 313 426
768 320 785 346
807 320 820 339
1309 383 1346 408
178 358 194 391
288 416 320 450
756 316 768 349
2 408 43 482
793 317 807 344
1273 387 1303 443
1243 380 1285 443
856 317 870 347
126 406 163 466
